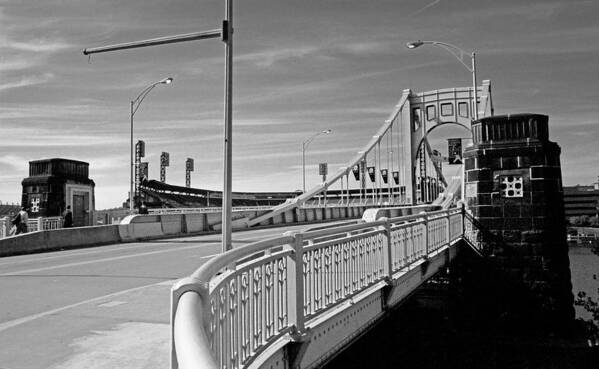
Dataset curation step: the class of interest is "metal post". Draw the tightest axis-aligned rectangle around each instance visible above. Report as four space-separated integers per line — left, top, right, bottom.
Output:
472 52 478 121
301 130 331 194
130 101 134 214
302 143 306 193
285 231 305 334
222 0 234 252
83 11 223 247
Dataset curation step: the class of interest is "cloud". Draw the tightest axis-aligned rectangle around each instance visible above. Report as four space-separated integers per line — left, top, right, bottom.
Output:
0 37 71 53
336 41 390 55
0 130 126 147
0 103 106 120
0 155 30 172
0 55 38 72
0 72 54 91
410 0 442 16
84 155 128 171
235 46 323 67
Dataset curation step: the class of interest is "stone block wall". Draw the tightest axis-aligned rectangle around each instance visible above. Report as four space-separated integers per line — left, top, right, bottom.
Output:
463 113 574 327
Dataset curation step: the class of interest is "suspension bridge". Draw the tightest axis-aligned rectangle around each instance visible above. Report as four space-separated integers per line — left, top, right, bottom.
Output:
0 80 574 369
169 82 501 369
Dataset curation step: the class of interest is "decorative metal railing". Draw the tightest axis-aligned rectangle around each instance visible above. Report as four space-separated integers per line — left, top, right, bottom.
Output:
0 216 63 238
28 217 64 232
171 207 466 369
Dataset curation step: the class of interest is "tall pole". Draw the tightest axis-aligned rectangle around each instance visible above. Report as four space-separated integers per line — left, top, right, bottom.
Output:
406 40 478 204
83 10 230 251
127 78 173 214
301 129 332 193
222 0 234 251
406 40 477 119
130 101 134 214
302 143 306 193
472 52 478 120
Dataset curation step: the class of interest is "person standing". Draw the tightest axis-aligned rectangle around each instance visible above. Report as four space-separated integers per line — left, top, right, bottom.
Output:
16 207 28 234
9 211 20 236
63 206 73 228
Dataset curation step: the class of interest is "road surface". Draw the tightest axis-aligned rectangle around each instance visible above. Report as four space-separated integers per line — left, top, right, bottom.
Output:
0 225 311 369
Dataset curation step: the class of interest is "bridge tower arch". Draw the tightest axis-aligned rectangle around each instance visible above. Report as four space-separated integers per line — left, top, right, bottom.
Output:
398 80 493 204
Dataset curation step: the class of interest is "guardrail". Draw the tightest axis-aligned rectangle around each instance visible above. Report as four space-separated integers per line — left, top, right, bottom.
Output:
171 207 467 369
0 216 63 238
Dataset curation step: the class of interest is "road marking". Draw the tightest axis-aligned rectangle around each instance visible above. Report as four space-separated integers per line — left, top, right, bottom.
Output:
0 253 221 332
0 226 297 270
0 280 172 332
0 244 214 276
98 301 127 308
0 242 167 267
0 227 293 276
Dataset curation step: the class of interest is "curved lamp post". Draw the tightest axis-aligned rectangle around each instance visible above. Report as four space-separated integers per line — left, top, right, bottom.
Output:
129 77 173 213
302 129 332 192
406 40 478 120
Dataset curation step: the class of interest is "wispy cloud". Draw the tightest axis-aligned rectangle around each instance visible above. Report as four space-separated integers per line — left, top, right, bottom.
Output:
0 73 54 91
236 46 323 67
0 55 38 72
0 36 71 53
0 155 30 172
410 0 442 16
0 103 107 120
0 130 126 147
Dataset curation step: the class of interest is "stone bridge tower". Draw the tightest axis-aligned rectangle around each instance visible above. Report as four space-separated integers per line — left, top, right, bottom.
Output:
463 113 574 328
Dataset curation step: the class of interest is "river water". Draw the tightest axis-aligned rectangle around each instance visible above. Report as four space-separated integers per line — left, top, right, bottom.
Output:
324 246 599 369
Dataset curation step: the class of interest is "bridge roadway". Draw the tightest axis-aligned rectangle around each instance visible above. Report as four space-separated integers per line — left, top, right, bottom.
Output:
0 224 316 369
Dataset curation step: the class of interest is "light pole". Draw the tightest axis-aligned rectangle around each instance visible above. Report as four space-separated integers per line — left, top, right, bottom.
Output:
406 40 478 120
302 129 332 193
129 77 173 213
407 40 478 203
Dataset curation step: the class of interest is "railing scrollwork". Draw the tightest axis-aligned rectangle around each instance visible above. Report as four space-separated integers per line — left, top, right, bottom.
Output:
172 207 470 369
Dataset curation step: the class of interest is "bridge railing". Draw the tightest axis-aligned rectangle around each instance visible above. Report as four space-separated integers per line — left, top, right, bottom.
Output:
28 216 63 232
0 216 63 238
171 207 464 369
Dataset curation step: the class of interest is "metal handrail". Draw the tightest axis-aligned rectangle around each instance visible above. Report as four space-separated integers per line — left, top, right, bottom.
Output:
172 207 465 369
0 216 64 238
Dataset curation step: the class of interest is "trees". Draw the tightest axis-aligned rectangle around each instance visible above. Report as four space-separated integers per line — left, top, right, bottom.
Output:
574 243 599 345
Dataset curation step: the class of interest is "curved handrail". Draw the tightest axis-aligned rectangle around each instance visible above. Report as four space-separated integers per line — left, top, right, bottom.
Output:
172 207 465 369
173 291 218 369
189 234 295 282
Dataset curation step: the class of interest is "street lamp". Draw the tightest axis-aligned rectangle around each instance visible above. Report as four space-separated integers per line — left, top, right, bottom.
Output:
406 40 478 120
302 129 332 192
129 77 173 213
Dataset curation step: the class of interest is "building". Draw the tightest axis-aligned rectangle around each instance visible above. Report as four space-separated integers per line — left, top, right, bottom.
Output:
563 184 599 217
21 158 95 226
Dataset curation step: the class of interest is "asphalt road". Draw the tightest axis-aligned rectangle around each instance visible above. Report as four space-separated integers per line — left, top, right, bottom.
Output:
0 224 311 369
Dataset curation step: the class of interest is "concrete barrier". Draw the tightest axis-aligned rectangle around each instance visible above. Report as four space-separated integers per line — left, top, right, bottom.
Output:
0 205 402 257
185 213 206 233
0 225 121 257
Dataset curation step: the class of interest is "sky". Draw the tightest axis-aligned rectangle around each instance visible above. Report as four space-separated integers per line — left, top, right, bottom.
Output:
1 0 598 209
